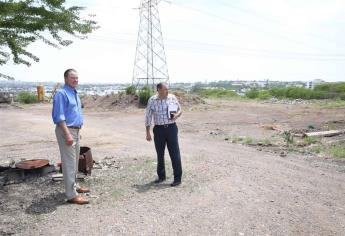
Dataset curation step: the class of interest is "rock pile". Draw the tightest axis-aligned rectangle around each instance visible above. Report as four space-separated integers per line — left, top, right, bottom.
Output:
0 92 13 104
261 98 310 105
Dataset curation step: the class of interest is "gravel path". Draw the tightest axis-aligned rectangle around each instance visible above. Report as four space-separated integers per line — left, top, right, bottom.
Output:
1 102 345 235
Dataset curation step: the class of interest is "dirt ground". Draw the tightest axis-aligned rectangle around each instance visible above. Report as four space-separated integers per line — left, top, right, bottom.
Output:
1 100 345 236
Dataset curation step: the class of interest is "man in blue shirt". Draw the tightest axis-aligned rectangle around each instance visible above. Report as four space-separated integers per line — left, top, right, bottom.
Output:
52 69 89 205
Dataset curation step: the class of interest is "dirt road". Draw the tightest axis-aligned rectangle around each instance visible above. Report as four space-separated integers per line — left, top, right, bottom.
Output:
1 101 345 235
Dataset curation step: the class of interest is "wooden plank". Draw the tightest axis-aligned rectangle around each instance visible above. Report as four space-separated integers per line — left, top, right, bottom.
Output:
303 130 344 138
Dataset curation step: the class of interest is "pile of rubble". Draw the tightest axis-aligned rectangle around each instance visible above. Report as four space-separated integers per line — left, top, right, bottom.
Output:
0 92 13 104
261 98 310 105
81 93 139 111
173 91 205 106
81 91 205 111
0 159 56 187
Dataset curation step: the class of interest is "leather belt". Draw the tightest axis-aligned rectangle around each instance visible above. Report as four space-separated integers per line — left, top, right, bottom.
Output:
67 126 81 130
155 123 176 128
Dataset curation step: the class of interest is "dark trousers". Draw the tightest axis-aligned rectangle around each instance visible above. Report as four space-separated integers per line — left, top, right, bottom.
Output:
153 123 182 182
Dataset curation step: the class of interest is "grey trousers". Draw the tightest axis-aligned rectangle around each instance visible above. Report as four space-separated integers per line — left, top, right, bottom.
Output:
55 126 80 200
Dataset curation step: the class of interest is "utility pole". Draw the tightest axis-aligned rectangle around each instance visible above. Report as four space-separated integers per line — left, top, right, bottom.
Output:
132 0 169 89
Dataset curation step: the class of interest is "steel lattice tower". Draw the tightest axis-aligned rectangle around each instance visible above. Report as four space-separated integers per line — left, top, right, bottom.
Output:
132 0 169 88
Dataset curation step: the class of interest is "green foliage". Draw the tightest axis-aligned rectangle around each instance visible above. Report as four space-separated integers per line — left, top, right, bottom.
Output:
307 124 315 130
283 131 294 146
125 85 136 95
245 89 259 99
229 136 274 146
314 100 345 109
269 87 329 99
329 146 345 158
314 82 345 93
267 83 345 100
17 91 38 104
245 84 345 100
257 90 272 100
139 87 153 106
244 137 254 145
311 146 322 154
261 138 272 146
314 82 345 100
193 88 238 99
245 89 272 100
303 136 320 145
231 136 244 143
0 0 98 80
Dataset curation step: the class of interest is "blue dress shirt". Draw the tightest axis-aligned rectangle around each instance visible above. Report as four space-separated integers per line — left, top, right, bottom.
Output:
52 84 83 127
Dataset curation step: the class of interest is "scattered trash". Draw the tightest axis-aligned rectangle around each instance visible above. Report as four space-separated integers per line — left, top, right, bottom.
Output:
96 156 121 169
0 161 56 186
15 159 49 170
261 98 310 105
79 146 94 175
52 173 63 182
52 173 86 182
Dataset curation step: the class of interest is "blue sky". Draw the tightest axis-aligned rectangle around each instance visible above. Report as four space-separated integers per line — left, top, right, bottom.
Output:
1 0 345 83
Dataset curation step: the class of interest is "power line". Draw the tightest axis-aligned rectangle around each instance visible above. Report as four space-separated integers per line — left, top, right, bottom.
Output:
213 0 344 47
88 33 345 61
168 1 338 53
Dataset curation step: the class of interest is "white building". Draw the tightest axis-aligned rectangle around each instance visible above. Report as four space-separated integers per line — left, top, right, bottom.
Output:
306 79 325 89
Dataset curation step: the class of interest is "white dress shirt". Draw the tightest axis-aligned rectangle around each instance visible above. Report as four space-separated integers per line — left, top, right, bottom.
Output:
145 94 181 127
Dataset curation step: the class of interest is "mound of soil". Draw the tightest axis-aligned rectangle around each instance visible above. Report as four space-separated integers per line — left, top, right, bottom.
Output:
173 91 205 107
81 91 205 111
81 93 139 111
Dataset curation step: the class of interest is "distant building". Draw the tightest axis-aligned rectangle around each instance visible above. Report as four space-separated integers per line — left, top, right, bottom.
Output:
306 79 325 89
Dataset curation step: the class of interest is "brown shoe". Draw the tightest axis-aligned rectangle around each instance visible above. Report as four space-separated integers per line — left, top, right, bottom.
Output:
67 196 89 205
76 187 90 193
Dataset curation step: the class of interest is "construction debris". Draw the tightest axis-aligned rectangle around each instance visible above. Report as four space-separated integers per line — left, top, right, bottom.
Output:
81 91 205 111
15 159 49 170
303 130 344 138
261 98 310 105
0 163 56 186
52 173 86 182
51 173 63 181
78 146 94 175
0 92 13 104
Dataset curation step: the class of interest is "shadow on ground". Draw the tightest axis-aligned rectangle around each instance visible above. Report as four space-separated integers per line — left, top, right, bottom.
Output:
132 181 171 193
25 192 66 215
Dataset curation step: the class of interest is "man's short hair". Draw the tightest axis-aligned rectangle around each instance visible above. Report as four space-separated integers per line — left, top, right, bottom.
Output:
157 82 168 90
64 69 77 79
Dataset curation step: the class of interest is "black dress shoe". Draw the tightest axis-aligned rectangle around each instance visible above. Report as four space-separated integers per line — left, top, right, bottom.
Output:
170 181 181 187
154 178 166 184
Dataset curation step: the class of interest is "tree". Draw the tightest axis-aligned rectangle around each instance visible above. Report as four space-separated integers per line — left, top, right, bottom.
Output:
0 0 98 79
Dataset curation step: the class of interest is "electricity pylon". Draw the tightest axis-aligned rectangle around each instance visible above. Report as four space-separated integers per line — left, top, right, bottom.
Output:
132 0 169 89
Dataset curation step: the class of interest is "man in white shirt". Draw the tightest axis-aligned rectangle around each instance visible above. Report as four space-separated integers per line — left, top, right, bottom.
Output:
145 83 183 187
